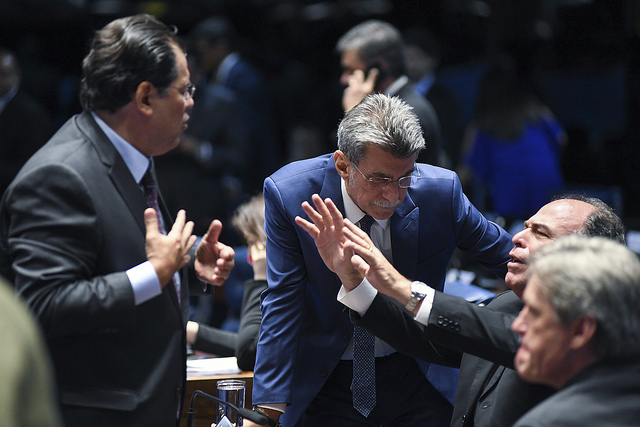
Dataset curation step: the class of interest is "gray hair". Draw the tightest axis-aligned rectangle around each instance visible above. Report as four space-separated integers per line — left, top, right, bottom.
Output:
529 235 640 359
337 94 425 164
336 20 406 78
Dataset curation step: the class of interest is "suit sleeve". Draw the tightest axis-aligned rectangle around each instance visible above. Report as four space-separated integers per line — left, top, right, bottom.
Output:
1 163 135 338
351 293 463 368
192 326 236 357
428 292 520 368
252 177 307 405
235 279 266 371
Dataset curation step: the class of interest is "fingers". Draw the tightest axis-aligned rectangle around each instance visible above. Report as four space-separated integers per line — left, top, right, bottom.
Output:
363 67 379 87
295 215 318 238
343 220 375 255
311 194 340 229
297 195 342 239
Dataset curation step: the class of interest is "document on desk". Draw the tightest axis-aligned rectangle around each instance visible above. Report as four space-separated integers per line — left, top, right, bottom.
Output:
187 356 242 377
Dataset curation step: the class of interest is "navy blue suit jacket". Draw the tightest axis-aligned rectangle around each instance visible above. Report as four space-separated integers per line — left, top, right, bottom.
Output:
253 153 512 425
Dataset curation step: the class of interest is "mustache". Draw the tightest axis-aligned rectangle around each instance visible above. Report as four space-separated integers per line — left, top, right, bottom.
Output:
371 199 400 209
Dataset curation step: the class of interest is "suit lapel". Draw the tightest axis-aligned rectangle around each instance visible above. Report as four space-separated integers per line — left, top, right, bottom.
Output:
318 156 344 213
77 113 148 235
390 195 419 279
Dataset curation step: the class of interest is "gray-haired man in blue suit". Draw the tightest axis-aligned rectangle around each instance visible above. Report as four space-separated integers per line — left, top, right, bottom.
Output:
249 94 512 427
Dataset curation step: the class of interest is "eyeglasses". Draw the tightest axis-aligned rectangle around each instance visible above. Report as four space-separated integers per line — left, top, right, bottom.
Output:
170 83 196 100
351 162 419 189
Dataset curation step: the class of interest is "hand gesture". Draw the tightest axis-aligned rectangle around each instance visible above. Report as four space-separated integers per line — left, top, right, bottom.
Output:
144 209 196 287
195 219 235 286
342 219 413 302
342 68 378 112
295 194 363 289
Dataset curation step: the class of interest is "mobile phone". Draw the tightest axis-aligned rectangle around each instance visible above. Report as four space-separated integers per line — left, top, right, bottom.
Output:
365 62 388 91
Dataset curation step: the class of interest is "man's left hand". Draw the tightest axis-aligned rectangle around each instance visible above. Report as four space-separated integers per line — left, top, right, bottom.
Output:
195 219 235 286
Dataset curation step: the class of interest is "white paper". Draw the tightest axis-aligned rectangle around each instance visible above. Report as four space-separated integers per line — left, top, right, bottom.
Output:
187 356 242 377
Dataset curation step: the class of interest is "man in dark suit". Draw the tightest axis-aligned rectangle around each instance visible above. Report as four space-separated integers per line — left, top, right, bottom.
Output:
189 15 279 193
0 14 235 426
248 94 512 427
0 48 54 197
336 20 445 167
300 194 624 426
512 235 640 426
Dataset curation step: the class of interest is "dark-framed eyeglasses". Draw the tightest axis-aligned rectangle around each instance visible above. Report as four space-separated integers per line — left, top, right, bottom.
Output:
170 83 196 100
351 162 419 189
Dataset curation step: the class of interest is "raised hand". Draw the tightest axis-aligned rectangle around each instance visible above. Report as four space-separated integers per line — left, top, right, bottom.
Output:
295 194 363 289
144 208 196 287
195 219 235 286
342 68 378 112
343 219 413 302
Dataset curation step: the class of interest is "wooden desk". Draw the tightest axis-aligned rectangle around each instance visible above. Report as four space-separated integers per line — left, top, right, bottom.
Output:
180 371 253 427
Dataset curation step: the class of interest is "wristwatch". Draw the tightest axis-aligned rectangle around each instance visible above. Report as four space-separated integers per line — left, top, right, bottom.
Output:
405 281 430 312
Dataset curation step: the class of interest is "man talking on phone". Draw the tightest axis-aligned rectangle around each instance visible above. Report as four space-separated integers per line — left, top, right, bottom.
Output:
336 20 444 166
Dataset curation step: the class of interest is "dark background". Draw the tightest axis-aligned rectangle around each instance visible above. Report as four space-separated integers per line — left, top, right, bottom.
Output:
2 0 639 226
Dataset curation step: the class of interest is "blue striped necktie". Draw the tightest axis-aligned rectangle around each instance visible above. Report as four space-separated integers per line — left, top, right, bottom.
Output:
351 214 377 417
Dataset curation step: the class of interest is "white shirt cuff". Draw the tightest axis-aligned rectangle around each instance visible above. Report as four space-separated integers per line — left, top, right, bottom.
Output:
127 261 162 305
337 278 378 317
414 286 436 326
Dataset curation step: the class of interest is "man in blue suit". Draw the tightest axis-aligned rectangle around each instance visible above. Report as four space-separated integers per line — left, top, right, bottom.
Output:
249 94 512 427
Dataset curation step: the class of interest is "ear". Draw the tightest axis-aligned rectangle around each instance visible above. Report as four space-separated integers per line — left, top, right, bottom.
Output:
134 81 155 116
569 316 597 351
334 150 350 180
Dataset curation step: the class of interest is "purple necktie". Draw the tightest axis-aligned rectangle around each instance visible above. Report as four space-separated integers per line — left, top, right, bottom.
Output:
351 214 377 417
141 167 180 305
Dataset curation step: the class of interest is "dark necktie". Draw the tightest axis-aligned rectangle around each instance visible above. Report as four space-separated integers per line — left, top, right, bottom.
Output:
141 167 181 305
351 214 377 417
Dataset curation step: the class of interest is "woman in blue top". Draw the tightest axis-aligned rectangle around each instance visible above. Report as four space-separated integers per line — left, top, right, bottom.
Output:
460 60 565 222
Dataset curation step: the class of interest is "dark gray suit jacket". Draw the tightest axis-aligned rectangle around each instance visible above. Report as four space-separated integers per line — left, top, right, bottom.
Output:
514 358 640 426
0 112 208 426
353 290 553 427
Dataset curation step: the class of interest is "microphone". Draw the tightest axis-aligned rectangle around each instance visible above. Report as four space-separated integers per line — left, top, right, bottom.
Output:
186 389 275 426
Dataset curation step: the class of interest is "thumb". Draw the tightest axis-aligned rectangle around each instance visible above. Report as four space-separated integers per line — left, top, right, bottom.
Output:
204 219 223 244
351 254 370 276
144 208 160 235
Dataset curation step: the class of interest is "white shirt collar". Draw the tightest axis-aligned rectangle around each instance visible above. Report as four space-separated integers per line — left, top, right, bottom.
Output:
385 75 410 97
91 112 151 183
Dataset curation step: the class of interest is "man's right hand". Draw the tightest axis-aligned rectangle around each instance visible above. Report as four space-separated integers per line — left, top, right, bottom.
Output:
342 68 377 112
295 194 364 290
144 208 196 287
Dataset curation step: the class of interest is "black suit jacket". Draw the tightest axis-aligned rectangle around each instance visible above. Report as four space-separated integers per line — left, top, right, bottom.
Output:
0 112 207 426
0 89 53 196
353 290 553 427
513 357 640 426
